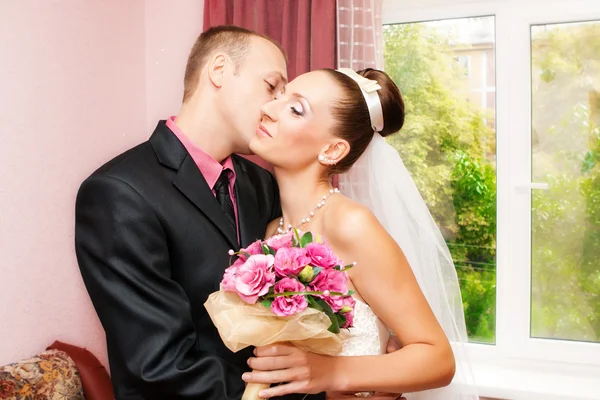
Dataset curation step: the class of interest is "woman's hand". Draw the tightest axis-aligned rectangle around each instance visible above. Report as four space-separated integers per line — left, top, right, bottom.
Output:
242 343 339 398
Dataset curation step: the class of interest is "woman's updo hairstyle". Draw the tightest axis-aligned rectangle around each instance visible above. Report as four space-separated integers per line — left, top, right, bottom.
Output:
322 68 405 175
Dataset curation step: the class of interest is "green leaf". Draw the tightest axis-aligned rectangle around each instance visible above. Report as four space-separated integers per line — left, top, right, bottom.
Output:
293 228 302 246
311 267 323 280
337 313 347 328
261 244 275 255
315 297 340 334
343 263 355 271
261 299 273 308
299 231 313 248
335 263 355 272
327 316 341 334
307 295 323 311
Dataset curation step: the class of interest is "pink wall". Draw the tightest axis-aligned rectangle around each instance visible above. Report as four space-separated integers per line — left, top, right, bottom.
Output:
145 0 204 133
0 1 202 368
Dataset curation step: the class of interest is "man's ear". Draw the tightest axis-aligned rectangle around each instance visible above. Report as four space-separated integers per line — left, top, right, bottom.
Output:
207 54 228 88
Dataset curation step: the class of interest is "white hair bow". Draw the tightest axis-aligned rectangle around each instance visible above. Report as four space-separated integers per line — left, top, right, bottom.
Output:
336 68 385 132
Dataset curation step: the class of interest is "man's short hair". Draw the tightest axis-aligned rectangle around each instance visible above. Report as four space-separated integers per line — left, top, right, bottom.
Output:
183 25 286 102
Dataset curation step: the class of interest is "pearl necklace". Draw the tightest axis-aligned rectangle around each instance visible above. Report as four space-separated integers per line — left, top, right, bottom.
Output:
277 188 340 234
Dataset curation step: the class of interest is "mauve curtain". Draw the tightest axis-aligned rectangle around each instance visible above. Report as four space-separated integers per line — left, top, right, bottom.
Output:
203 0 337 81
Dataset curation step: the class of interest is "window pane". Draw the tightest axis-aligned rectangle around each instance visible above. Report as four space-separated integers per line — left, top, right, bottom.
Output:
531 20 600 342
384 16 497 344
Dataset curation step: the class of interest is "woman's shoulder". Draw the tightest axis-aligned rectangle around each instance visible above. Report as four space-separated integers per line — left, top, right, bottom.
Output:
323 195 383 245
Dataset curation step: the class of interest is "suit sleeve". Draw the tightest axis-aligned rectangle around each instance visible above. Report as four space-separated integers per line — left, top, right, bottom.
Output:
268 171 283 222
75 175 243 399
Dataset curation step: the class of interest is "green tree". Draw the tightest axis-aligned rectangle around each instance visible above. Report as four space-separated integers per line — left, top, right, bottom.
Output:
384 19 600 345
530 22 600 341
384 22 497 342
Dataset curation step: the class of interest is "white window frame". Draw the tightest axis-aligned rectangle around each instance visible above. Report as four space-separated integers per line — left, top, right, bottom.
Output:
382 0 600 398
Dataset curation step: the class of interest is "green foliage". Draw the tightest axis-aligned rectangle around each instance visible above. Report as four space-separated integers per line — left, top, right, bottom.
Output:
384 21 600 343
299 231 313 248
529 23 600 342
384 22 497 342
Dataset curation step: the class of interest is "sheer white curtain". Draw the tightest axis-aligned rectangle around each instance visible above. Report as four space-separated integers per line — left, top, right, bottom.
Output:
336 0 384 70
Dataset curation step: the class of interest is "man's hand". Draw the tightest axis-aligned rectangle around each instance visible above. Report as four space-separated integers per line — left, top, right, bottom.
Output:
386 334 402 353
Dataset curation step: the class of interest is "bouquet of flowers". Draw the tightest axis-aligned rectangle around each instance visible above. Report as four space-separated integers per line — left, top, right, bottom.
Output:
204 229 356 400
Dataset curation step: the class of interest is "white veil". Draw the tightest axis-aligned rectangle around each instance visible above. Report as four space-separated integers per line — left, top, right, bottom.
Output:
337 133 479 399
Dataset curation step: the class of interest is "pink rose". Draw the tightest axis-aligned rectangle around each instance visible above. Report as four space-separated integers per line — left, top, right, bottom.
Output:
342 295 356 312
325 296 344 312
323 293 356 313
340 296 356 328
231 258 245 269
324 296 343 312
309 268 348 297
305 242 341 269
341 309 354 329
271 278 308 317
221 265 238 291
265 232 294 252
273 247 312 277
222 256 246 291
234 254 276 304
239 241 264 261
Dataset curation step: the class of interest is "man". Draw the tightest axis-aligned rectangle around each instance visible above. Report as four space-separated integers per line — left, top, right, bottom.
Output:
75 26 300 399
76 24 403 400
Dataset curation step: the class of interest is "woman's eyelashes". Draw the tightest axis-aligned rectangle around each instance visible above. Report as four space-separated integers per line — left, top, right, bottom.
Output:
290 102 304 116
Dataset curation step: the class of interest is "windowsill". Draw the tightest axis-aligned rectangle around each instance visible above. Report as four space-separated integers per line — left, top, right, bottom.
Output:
472 360 600 400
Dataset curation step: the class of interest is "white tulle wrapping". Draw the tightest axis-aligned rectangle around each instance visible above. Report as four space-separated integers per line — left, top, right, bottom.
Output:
337 134 479 399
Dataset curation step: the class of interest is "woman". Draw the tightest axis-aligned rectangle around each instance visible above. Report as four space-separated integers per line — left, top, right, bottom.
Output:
243 68 477 399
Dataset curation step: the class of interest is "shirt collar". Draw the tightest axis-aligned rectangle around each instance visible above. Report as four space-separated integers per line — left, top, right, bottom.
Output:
165 116 235 190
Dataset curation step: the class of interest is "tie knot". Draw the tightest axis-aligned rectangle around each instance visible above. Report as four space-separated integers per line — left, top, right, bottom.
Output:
214 169 231 194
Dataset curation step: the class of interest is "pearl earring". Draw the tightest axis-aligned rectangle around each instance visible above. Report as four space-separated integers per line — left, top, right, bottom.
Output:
318 155 336 165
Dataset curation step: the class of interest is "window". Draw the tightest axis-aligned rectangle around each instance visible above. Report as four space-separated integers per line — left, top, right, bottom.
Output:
530 20 600 343
384 16 497 344
383 0 600 398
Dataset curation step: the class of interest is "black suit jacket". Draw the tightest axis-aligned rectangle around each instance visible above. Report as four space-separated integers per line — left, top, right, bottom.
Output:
75 121 323 400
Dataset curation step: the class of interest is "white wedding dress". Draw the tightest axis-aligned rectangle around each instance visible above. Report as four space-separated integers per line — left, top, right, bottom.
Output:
339 299 389 360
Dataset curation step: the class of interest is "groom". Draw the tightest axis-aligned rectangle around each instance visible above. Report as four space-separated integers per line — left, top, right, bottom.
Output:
75 25 296 399
75 25 402 399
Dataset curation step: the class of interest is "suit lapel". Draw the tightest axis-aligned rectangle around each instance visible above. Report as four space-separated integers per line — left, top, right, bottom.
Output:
149 121 239 249
173 156 239 249
233 157 261 248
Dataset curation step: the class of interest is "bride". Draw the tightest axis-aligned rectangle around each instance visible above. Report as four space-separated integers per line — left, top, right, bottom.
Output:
241 67 478 400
